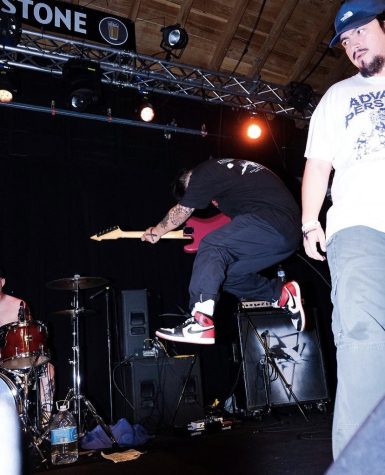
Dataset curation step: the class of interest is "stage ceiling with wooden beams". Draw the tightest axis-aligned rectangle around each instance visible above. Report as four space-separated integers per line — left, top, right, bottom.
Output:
0 0 356 125
76 0 353 95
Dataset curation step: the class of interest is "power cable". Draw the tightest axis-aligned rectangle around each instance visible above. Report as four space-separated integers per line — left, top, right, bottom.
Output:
299 46 331 85
231 0 268 76
295 252 332 290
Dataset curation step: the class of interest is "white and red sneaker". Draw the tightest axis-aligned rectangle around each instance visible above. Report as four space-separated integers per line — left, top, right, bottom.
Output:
155 312 215 344
276 281 306 332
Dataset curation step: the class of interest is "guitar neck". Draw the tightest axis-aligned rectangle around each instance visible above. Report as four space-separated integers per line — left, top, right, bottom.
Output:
90 228 190 241
120 230 188 239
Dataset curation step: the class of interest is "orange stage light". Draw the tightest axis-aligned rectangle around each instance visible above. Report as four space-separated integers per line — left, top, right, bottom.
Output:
242 117 263 141
247 122 262 139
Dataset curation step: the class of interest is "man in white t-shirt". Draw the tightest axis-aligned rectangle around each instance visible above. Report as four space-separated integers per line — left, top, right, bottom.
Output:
302 0 385 460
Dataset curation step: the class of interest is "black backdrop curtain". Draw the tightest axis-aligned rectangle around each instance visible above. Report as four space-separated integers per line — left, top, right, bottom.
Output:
0 73 334 419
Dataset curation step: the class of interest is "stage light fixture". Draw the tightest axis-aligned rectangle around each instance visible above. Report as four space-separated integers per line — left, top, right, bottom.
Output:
160 24 188 59
287 82 313 112
139 96 155 122
0 67 18 103
0 12 22 46
70 88 98 111
244 117 262 141
62 58 102 112
247 122 262 140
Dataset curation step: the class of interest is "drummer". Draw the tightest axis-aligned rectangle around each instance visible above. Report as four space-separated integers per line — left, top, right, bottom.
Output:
0 272 28 325
0 268 55 428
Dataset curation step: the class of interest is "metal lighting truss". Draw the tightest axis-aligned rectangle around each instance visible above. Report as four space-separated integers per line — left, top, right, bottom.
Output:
0 28 318 121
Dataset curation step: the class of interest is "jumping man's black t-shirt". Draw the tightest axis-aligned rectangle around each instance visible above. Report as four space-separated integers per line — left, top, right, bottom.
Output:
180 159 300 230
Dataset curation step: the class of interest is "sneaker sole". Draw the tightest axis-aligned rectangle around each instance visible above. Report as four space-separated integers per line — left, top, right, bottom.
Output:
289 281 306 332
155 330 215 345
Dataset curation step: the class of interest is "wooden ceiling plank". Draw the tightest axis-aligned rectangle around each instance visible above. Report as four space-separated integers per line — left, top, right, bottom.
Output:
209 0 250 71
250 0 299 79
128 0 142 21
287 2 341 85
176 0 195 27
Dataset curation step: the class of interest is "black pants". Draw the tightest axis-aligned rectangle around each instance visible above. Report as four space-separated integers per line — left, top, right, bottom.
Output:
188 213 299 312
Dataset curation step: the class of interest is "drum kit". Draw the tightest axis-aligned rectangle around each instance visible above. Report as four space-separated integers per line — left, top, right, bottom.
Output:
0 274 118 464
0 304 53 461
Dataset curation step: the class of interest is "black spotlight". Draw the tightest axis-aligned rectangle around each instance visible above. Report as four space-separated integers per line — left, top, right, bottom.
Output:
0 12 22 46
0 67 19 103
287 82 313 113
160 24 188 59
62 58 102 112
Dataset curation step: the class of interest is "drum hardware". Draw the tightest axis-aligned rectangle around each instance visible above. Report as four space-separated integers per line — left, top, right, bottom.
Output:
46 276 108 291
0 369 48 464
0 308 53 467
51 308 96 318
47 274 118 447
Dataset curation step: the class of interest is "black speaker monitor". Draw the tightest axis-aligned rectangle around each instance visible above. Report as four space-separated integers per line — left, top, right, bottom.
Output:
120 289 149 358
114 356 204 432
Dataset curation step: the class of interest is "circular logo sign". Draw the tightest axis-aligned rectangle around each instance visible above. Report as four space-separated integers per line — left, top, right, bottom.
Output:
99 17 128 46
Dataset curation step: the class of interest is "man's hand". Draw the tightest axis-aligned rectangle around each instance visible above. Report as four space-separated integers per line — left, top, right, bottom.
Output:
141 226 161 244
303 226 326 261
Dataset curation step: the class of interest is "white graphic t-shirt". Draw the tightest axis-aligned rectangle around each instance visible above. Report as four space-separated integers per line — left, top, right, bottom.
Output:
305 73 385 240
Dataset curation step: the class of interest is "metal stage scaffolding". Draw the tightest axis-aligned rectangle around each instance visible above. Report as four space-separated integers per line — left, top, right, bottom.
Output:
0 28 318 122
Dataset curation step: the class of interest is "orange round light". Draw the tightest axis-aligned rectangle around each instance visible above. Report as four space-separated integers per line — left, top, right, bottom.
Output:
247 122 262 140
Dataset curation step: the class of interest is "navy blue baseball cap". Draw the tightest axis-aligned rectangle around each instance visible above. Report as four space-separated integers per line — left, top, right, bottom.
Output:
330 0 385 47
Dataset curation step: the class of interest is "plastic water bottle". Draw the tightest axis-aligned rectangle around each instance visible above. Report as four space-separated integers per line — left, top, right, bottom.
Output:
50 402 78 465
277 265 286 283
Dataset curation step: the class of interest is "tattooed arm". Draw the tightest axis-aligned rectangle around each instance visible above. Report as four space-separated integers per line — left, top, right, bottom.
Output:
141 204 195 244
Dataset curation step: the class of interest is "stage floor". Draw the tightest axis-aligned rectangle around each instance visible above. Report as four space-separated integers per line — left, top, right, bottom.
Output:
30 406 333 475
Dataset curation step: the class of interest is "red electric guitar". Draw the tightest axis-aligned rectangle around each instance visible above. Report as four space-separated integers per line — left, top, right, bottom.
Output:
90 213 231 253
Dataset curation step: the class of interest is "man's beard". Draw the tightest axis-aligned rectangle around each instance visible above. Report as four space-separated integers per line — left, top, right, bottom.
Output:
359 55 385 77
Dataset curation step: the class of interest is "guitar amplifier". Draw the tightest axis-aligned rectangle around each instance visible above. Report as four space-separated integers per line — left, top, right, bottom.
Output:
238 300 275 311
236 307 329 411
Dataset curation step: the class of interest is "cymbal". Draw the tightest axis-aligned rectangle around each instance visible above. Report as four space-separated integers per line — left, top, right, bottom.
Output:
52 308 97 317
46 276 108 290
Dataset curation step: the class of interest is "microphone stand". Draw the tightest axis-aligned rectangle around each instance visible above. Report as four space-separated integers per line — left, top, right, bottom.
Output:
105 287 114 424
90 286 114 424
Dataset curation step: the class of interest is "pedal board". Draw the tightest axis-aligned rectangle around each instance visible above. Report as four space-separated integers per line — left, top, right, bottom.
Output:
186 416 233 436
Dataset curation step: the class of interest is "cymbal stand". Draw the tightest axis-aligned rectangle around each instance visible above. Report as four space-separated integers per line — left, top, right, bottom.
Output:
67 279 118 446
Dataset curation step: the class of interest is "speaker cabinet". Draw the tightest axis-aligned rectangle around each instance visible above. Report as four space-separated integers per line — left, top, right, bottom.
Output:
237 308 329 411
114 356 204 432
120 289 149 359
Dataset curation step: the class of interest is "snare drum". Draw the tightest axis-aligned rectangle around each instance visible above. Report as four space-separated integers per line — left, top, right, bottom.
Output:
0 321 50 370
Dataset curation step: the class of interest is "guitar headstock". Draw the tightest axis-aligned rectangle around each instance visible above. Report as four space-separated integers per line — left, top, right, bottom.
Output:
90 226 122 241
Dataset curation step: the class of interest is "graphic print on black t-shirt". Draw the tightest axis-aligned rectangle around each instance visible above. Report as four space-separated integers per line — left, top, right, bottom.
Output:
179 159 299 225
217 158 265 175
